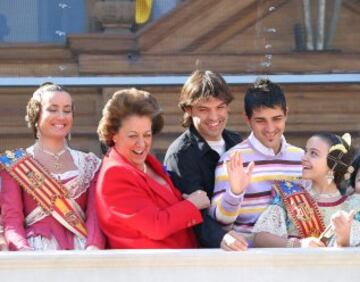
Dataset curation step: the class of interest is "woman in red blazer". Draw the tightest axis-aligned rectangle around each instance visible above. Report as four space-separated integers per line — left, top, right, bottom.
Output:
96 88 210 249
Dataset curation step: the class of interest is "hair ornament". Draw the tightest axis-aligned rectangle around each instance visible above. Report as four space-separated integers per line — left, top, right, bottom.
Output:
344 166 355 180
347 166 355 174
328 143 348 154
341 133 351 147
32 89 43 102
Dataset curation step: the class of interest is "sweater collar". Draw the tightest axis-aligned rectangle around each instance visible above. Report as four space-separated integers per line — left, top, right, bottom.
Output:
248 132 287 157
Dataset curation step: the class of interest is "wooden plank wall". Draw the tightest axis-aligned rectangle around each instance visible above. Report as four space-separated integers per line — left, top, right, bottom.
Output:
0 45 77 77
0 87 103 155
1 84 359 160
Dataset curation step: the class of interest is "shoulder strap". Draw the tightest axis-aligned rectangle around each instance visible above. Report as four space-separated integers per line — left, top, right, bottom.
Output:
0 149 87 239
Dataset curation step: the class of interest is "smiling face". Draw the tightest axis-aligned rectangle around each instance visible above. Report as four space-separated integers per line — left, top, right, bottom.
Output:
38 91 73 140
245 106 287 154
185 97 229 141
302 136 331 183
113 115 152 170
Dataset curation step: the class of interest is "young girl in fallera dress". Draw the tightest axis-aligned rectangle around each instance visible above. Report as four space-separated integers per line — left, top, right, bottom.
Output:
252 133 360 248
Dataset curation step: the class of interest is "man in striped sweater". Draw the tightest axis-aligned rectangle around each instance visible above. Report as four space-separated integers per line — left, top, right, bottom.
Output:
210 78 304 247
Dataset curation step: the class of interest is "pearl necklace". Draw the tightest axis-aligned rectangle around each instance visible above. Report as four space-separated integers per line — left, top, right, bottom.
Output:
310 188 341 200
36 143 68 170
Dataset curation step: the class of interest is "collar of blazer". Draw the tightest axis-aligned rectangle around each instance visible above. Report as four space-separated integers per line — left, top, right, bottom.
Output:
108 147 182 204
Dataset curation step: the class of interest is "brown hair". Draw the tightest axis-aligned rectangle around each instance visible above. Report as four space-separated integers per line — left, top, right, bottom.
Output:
244 78 287 118
97 88 164 147
25 83 72 139
179 70 233 127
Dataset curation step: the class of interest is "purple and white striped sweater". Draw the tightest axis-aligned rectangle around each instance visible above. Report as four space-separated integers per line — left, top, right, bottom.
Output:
209 133 303 245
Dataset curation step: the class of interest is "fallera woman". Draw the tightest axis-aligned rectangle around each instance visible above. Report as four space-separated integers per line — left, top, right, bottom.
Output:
0 83 104 251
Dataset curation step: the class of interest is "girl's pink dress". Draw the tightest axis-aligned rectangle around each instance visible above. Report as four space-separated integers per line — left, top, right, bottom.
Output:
1 146 105 251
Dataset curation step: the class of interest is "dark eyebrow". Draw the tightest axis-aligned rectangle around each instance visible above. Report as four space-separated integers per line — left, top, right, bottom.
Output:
307 147 321 153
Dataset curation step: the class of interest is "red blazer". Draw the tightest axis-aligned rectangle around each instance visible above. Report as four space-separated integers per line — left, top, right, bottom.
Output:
96 148 203 249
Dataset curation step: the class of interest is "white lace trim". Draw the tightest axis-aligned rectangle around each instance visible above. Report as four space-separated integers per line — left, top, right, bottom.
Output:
68 149 101 199
27 146 101 199
25 207 48 226
28 235 86 250
52 170 79 180
253 205 288 237
24 146 101 226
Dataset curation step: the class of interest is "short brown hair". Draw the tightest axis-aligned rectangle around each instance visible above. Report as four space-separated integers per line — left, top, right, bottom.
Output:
178 70 233 127
25 83 72 139
97 88 164 147
244 78 287 118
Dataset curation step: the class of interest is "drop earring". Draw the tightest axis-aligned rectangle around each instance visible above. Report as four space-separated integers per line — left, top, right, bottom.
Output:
67 131 71 141
35 123 41 139
326 170 334 185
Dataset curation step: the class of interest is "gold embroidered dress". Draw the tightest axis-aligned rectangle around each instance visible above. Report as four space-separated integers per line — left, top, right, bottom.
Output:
253 187 360 247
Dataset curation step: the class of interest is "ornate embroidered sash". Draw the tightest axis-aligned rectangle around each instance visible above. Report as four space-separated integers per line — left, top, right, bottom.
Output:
25 176 85 228
273 180 325 238
0 149 87 239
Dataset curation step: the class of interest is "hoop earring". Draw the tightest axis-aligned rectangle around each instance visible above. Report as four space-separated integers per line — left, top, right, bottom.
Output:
326 170 334 185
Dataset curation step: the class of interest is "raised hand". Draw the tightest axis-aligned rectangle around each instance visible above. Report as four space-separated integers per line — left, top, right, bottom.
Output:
331 210 355 247
226 151 255 195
